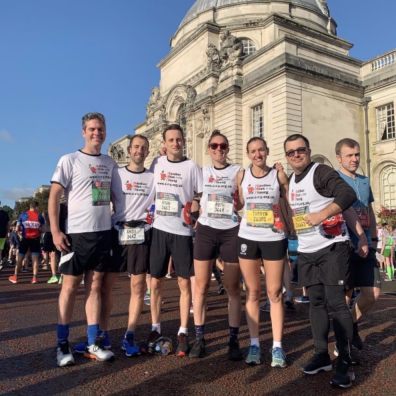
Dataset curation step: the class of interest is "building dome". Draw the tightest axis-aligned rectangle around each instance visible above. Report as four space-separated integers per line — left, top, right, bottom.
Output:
180 0 329 27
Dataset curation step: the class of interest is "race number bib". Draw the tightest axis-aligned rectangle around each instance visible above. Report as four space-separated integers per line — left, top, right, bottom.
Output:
92 181 111 206
118 226 145 245
246 203 274 228
156 192 179 217
292 207 314 234
207 194 233 219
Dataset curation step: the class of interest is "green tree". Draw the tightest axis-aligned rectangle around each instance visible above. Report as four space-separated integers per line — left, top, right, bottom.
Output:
1 205 15 221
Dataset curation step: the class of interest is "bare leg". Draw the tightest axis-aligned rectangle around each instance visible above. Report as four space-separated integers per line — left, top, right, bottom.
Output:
223 262 241 328
178 276 191 329
150 276 163 324
58 274 83 324
84 271 105 325
127 274 146 331
193 260 212 326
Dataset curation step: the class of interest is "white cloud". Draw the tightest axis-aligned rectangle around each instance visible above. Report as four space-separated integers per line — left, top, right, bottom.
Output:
0 130 13 143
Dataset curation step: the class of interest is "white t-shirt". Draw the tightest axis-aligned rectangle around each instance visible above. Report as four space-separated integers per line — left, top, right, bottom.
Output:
198 164 240 230
111 166 155 227
238 167 285 242
150 156 202 236
51 150 116 234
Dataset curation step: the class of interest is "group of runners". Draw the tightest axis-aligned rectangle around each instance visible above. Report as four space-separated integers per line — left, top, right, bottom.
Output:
44 111 384 390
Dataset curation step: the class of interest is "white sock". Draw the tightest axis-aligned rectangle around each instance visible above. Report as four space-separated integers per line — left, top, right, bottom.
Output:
152 323 161 334
250 337 260 347
273 341 282 349
178 326 188 336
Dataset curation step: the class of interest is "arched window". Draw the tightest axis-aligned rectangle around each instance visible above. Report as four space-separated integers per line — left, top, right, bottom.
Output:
241 38 256 56
311 155 333 168
380 165 396 208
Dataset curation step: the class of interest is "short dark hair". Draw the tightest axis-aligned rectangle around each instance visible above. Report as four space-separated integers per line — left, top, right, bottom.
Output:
30 201 39 209
335 138 359 155
208 129 229 147
283 134 310 151
246 136 268 153
82 112 106 130
162 123 185 141
129 134 149 148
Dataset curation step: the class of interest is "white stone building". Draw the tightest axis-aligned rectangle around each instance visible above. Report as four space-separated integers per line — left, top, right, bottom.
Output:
109 0 396 212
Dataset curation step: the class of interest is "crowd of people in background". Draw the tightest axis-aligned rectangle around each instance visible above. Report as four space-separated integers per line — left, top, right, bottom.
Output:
1 112 396 391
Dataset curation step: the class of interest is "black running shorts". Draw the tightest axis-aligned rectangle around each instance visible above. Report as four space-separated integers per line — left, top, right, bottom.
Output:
297 241 351 287
59 230 112 276
348 248 381 289
111 228 151 275
150 228 193 279
19 238 41 256
238 237 287 261
194 223 239 263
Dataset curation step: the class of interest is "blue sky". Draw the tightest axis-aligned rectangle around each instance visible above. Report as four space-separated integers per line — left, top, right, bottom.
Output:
0 0 395 208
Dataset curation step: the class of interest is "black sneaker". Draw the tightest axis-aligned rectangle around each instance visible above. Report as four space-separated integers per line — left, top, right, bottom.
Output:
228 339 243 361
333 345 360 366
147 330 161 354
330 357 354 389
352 323 363 350
176 333 190 357
189 338 206 358
302 353 332 375
285 300 296 311
217 285 225 295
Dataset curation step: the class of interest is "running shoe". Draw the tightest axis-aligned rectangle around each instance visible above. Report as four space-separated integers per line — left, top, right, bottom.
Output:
165 273 172 279
122 335 140 357
147 330 161 354
84 338 114 361
98 330 112 350
57 341 75 367
176 333 190 357
47 275 60 284
144 291 150 306
245 345 261 365
188 338 206 358
228 339 243 361
8 274 18 284
271 347 287 368
58 275 63 284
295 296 310 304
0 262 3 271
31 276 38 284
330 357 354 389
302 353 332 375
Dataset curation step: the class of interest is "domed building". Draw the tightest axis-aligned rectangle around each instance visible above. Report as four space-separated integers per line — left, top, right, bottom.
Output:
110 0 396 212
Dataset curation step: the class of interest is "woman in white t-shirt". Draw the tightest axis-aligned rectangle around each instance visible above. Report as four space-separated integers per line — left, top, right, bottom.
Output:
189 130 243 360
237 137 289 367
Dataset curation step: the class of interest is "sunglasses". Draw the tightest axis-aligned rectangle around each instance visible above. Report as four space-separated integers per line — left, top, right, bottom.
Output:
285 147 308 158
209 143 228 150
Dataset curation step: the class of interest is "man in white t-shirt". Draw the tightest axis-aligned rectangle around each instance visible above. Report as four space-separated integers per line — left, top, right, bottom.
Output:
110 134 155 357
48 112 116 367
148 124 202 357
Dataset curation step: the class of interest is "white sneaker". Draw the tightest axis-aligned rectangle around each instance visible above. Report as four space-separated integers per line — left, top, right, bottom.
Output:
57 341 75 367
84 342 115 361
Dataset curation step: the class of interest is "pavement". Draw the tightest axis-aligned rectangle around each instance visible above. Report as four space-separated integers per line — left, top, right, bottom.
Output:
1 266 395 396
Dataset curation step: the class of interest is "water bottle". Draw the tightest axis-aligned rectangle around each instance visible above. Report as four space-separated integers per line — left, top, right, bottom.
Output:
161 340 172 356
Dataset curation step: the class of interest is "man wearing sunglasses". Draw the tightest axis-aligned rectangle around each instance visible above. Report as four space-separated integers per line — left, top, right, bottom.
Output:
284 134 365 389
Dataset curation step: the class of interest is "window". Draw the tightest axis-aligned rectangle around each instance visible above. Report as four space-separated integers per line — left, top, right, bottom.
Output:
381 165 396 209
377 103 395 141
241 39 256 56
251 103 263 137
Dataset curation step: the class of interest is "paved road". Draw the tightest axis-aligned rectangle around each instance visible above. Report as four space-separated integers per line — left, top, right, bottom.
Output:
1 267 395 396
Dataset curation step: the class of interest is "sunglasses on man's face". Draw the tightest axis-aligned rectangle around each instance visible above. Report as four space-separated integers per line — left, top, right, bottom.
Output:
285 147 308 158
209 143 228 150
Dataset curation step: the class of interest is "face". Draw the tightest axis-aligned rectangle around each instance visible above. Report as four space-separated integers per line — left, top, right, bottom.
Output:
128 137 149 166
336 144 360 174
163 129 184 157
208 136 229 164
247 139 268 168
284 138 311 173
82 119 106 149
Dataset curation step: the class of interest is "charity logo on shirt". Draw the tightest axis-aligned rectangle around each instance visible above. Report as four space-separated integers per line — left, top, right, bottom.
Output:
89 163 111 206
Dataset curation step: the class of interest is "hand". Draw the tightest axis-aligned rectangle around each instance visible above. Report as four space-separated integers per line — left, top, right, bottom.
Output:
159 145 167 156
274 162 284 172
357 236 369 258
304 212 323 227
53 231 71 253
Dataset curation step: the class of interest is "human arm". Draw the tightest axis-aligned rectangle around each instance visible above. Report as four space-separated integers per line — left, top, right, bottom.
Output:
48 183 70 252
343 207 369 257
236 169 245 210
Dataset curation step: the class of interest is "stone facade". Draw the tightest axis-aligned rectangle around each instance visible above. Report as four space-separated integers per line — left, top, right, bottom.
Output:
109 0 396 211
